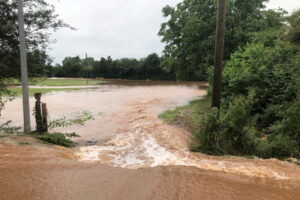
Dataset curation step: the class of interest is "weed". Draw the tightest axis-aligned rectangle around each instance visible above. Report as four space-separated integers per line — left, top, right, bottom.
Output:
37 133 75 147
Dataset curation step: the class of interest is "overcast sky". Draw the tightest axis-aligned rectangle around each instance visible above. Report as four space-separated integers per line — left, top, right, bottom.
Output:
46 0 300 64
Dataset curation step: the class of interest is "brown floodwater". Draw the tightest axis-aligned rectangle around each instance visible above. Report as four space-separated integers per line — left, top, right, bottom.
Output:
1 80 300 200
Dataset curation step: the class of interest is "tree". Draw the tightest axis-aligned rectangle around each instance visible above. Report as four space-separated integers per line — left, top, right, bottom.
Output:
0 0 72 77
141 53 161 80
159 0 286 81
62 56 84 77
286 10 300 45
0 0 71 118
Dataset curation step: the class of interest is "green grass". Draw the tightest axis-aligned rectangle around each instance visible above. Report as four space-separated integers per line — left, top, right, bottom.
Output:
18 142 30 145
31 78 103 86
3 78 21 86
159 96 211 132
36 133 75 147
158 107 182 123
8 87 82 96
5 78 104 87
4 78 104 96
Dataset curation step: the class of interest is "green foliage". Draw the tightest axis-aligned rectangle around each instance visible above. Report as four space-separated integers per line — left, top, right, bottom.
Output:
31 78 103 87
192 91 259 155
158 107 182 123
159 97 211 132
159 0 286 81
222 30 298 128
221 90 258 155
0 78 14 117
3 78 102 97
37 133 75 147
52 53 175 81
192 10 300 159
191 107 224 155
286 10 300 45
18 142 30 145
0 0 71 118
0 120 21 134
7 87 83 97
272 88 300 150
48 111 94 129
0 0 72 78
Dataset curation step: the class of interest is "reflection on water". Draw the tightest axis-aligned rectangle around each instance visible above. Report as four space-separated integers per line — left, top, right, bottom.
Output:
1 80 300 200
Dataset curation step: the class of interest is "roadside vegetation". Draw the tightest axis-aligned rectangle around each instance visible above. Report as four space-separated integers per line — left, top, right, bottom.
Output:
160 5 300 161
36 133 77 147
0 111 93 147
159 97 210 133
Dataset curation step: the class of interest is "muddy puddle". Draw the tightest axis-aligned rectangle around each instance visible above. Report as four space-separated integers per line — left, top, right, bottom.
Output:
1 80 300 200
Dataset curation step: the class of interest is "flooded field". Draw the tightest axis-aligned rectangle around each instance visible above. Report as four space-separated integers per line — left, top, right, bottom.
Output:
1 80 300 200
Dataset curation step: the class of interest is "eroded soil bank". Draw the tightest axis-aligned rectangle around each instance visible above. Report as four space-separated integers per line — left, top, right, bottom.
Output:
1 81 300 200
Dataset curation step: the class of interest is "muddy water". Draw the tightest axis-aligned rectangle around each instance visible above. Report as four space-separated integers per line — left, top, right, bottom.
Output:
1 80 300 200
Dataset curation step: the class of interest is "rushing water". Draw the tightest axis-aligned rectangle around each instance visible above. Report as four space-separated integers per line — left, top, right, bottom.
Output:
1 80 300 200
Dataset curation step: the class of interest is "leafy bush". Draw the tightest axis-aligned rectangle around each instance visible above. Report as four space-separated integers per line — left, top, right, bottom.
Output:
222 33 298 129
221 90 259 155
192 90 260 156
203 23 300 159
191 107 223 155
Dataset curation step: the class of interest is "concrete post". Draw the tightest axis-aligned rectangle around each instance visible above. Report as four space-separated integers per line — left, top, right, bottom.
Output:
17 0 31 133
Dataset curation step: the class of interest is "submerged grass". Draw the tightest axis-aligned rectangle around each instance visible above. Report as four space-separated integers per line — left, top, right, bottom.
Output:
36 133 75 147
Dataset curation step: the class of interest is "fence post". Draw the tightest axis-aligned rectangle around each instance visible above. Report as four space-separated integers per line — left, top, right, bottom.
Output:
34 93 43 132
42 103 48 132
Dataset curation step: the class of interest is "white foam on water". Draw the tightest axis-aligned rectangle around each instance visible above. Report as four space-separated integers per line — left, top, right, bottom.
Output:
76 133 289 180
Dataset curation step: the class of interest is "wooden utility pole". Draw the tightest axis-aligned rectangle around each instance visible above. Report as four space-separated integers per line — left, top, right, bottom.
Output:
18 0 31 133
212 0 226 109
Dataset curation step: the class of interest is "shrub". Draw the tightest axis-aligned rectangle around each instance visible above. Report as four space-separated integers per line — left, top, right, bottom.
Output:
191 107 223 155
269 135 299 159
221 31 298 129
221 90 258 154
192 90 260 156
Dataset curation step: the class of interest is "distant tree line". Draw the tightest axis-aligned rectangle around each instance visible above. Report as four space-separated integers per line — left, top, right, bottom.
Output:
48 53 176 81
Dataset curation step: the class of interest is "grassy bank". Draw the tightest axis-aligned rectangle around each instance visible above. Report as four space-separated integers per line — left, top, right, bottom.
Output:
0 133 75 148
8 87 83 96
30 78 103 86
5 78 103 87
5 78 104 96
159 96 210 133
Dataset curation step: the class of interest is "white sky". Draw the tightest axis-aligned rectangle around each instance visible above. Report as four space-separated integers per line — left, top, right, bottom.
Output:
46 0 300 64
